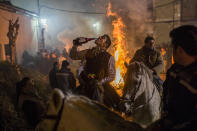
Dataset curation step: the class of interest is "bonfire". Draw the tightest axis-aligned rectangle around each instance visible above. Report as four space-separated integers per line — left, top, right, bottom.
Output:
107 3 130 96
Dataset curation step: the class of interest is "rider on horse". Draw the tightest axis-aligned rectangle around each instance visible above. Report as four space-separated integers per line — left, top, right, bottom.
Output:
128 36 164 95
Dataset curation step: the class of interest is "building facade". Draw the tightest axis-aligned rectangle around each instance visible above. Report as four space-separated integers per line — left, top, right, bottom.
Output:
0 1 39 63
153 0 197 71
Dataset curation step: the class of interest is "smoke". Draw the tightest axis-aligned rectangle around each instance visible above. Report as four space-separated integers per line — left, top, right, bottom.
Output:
51 0 153 54
40 0 109 52
56 14 106 52
12 0 154 55
108 0 154 52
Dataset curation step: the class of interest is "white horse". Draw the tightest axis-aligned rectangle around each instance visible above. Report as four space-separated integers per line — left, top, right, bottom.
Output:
36 88 144 131
121 62 161 127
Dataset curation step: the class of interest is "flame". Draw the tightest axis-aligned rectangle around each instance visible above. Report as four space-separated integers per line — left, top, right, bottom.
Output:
51 53 57 59
115 50 119 61
161 48 166 56
107 3 130 95
58 55 67 69
172 55 174 64
65 43 72 53
107 3 117 17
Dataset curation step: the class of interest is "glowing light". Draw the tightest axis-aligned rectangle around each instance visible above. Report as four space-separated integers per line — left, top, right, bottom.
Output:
93 22 99 28
92 22 100 34
40 19 47 25
40 18 48 30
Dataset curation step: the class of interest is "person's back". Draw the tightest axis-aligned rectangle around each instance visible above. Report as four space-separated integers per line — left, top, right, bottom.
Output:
163 63 197 121
16 77 29 106
56 60 76 94
49 62 58 89
161 25 197 131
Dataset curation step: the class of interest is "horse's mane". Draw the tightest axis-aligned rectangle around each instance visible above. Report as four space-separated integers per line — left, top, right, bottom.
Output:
128 62 153 81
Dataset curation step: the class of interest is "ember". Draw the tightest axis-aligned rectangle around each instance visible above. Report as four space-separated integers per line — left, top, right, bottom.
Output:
172 55 174 64
161 48 166 56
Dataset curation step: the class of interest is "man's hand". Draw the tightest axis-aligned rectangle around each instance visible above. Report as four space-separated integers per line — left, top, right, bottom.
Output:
73 37 85 46
73 39 81 46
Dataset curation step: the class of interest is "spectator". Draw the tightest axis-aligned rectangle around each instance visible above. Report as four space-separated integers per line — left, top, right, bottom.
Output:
56 60 76 94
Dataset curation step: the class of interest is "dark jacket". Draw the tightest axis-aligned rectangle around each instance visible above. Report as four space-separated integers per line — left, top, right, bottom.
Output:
56 67 76 94
162 61 197 129
49 67 58 89
130 46 164 75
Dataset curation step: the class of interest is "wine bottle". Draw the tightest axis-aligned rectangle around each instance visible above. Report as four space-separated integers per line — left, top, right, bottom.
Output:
73 37 97 46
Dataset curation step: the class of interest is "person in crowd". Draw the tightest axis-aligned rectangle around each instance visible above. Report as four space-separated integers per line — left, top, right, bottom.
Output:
62 47 72 63
56 60 76 94
69 35 120 108
76 60 86 86
54 48 60 58
16 77 37 106
157 25 197 131
49 61 59 89
16 77 44 127
58 53 66 70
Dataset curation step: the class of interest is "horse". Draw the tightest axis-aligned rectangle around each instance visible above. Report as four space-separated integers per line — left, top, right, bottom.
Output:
120 62 161 127
36 88 144 131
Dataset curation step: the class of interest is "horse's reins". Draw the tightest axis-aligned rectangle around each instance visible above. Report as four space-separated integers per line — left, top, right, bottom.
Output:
123 77 156 112
43 97 66 131
134 85 156 110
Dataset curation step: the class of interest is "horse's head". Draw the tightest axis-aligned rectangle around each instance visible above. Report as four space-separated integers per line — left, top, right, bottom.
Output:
121 62 154 115
36 88 143 131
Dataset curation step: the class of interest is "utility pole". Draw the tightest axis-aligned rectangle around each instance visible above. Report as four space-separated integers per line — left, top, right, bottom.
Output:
37 0 45 52
37 0 40 17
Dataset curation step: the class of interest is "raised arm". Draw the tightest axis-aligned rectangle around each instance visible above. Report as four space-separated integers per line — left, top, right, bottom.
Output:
69 45 88 60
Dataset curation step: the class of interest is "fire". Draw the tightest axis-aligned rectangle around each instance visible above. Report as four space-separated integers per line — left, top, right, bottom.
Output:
107 3 129 94
65 42 72 53
161 48 166 56
114 50 119 61
107 3 117 17
51 53 57 59
172 55 174 64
